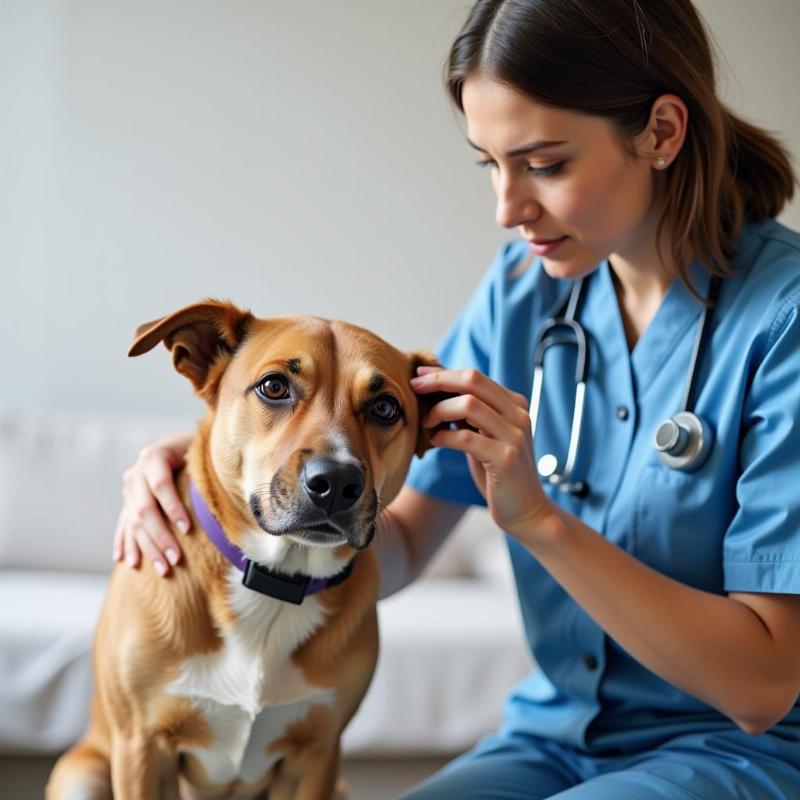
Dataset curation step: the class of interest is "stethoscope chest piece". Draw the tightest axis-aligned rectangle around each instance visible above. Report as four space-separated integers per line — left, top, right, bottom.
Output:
653 411 713 472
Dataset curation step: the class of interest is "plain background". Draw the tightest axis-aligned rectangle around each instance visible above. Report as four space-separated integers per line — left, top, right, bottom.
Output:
2 0 798 417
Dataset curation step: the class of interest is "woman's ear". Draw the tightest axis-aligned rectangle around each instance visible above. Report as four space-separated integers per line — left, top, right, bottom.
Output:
636 93 689 169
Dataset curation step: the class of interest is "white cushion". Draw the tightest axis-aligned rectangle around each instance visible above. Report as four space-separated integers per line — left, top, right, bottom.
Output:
0 569 107 751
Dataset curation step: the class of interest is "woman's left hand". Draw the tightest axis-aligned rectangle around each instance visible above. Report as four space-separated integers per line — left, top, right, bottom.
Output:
411 365 556 542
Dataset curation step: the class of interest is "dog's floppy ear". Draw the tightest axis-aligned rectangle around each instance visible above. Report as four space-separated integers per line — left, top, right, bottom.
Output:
409 352 459 458
128 299 253 403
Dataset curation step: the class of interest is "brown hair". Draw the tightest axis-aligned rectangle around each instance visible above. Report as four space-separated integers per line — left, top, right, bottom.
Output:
446 0 797 286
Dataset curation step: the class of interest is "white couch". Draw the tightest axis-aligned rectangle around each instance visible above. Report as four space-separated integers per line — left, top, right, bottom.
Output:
0 414 533 761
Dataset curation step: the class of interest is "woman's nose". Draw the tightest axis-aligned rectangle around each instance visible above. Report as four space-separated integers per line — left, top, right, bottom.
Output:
494 177 541 229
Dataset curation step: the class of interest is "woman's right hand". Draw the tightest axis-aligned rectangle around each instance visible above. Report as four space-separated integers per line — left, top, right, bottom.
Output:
112 432 194 576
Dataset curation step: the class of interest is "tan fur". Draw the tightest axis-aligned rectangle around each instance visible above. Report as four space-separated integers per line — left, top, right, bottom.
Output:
46 302 440 800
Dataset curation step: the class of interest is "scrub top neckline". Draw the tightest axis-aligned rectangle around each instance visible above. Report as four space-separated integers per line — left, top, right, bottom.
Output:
598 259 712 401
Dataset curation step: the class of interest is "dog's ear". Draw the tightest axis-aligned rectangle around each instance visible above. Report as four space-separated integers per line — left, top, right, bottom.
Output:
128 299 253 403
408 352 459 458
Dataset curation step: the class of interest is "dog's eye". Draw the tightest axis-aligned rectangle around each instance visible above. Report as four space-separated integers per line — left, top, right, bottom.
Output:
369 395 402 425
255 374 291 401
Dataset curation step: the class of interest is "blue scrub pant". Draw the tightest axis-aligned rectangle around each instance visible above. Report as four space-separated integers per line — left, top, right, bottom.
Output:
398 730 800 799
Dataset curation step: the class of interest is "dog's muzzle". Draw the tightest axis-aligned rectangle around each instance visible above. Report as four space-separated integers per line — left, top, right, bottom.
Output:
251 457 376 549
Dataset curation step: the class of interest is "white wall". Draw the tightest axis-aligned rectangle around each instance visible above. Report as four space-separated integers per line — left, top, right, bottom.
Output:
2 0 798 416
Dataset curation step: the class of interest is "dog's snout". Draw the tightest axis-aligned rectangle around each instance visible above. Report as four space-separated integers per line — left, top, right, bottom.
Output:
302 458 365 516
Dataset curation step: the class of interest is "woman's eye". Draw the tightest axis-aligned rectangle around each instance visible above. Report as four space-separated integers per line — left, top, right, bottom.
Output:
255 374 291 401
370 395 402 425
528 161 564 177
475 159 564 177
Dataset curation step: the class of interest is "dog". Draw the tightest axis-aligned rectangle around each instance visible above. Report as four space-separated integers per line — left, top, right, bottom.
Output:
46 300 442 800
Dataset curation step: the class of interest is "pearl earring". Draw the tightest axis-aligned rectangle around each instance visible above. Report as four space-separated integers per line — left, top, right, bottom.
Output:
656 156 666 168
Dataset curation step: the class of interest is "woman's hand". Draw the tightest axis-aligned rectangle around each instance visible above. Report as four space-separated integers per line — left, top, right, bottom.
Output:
112 432 193 576
410 366 556 543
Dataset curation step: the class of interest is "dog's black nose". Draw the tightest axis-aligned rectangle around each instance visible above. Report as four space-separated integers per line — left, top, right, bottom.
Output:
302 458 365 516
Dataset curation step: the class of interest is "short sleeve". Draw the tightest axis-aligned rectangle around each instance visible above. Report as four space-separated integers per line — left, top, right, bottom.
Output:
405 243 524 507
724 290 800 593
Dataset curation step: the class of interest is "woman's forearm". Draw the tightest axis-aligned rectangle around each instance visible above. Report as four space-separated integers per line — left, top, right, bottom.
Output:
523 509 800 734
375 486 466 600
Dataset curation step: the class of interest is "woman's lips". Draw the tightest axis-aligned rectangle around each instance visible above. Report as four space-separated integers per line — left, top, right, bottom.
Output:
528 236 568 256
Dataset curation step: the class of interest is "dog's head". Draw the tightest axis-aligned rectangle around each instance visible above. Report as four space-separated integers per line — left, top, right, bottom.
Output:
129 300 442 555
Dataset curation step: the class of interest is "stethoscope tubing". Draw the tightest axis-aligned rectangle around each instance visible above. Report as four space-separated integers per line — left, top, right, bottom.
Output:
680 276 721 413
530 272 721 497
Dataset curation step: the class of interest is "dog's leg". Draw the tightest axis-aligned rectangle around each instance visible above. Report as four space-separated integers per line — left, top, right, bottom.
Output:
160 750 182 800
269 742 341 800
294 742 341 800
110 733 162 800
45 739 112 800
46 696 112 800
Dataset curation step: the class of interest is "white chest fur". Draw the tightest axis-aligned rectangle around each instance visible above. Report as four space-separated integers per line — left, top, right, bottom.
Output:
167 567 336 786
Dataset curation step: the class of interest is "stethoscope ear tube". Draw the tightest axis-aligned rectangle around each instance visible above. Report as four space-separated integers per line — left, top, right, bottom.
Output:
531 279 591 498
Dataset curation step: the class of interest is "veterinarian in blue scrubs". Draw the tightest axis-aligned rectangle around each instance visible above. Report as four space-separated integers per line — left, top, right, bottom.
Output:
118 0 800 797
398 222 800 799
397 0 800 795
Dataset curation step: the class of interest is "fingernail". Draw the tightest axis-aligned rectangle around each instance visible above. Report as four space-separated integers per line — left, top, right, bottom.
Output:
126 554 137 568
177 520 190 535
154 561 167 576
112 546 120 561
165 548 179 566
410 376 426 387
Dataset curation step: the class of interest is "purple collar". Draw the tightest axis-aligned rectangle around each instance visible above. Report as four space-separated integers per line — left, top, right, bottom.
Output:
189 481 354 605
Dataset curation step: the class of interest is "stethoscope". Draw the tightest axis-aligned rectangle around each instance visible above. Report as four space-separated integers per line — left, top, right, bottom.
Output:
529 273 721 498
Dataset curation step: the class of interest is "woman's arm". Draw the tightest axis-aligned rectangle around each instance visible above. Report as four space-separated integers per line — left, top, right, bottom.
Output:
412 366 800 735
375 485 467 599
528 512 800 735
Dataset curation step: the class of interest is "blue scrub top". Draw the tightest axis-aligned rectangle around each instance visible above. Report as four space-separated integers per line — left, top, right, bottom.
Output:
406 218 800 754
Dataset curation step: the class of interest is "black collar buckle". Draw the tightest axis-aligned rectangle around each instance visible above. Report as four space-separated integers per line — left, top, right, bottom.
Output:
242 560 310 605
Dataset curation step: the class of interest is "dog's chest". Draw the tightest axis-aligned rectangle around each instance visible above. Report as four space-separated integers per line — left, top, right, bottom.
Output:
167 576 335 785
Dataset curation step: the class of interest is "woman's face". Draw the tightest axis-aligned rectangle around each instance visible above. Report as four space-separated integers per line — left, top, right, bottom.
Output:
461 75 659 279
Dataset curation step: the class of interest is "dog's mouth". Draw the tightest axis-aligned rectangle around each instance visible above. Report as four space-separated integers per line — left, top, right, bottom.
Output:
288 522 348 547
249 491 377 550
304 521 339 536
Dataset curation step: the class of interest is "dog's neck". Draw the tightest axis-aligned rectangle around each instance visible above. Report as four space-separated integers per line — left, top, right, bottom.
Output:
185 417 355 586
237 528 353 579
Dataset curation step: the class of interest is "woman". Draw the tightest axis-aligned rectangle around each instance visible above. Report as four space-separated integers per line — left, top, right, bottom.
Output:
115 1 800 796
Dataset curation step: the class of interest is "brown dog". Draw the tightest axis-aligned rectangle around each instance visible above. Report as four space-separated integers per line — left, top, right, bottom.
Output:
46 301 440 800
